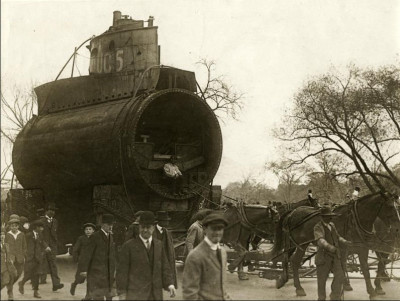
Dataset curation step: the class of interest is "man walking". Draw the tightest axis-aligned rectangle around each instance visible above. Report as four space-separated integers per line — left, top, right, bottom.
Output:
182 212 231 300
5 215 26 298
314 207 352 301
154 211 177 288
78 214 116 300
117 211 176 300
40 202 64 291
18 220 51 299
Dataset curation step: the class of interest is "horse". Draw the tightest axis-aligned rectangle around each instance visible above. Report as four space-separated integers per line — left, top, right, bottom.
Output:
268 192 400 299
221 202 275 280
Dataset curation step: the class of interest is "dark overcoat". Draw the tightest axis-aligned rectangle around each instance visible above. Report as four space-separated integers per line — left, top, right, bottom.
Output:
116 237 173 300
72 235 90 262
154 227 177 287
78 230 116 298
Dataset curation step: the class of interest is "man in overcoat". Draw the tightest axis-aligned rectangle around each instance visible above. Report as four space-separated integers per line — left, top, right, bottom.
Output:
183 209 212 260
182 212 231 300
154 211 177 288
40 202 64 291
78 214 116 300
116 211 176 300
314 207 352 301
18 220 51 299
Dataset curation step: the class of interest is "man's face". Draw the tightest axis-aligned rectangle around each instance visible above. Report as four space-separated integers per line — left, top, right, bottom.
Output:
322 215 333 224
23 223 30 230
84 227 95 236
1 233 5 243
204 224 224 244
139 224 155 239
102 223 113 233
10 223 19 233
36 226 44 233
46 209 55 218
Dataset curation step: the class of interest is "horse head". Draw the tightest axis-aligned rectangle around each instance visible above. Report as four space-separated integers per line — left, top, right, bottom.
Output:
375 192 400 243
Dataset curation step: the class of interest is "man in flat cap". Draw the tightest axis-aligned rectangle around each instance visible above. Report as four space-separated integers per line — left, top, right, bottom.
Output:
40 202 64 291
183 209 212 260
117 211 176 300
18 219 51 299
314 207 352 301
79 214 116 300
183 212 231 300
70 222 96 297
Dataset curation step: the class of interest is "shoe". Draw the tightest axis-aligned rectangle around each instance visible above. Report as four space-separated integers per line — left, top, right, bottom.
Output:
70 283 76 295
18 281 24 295
52 283 64 291
33 290 41 298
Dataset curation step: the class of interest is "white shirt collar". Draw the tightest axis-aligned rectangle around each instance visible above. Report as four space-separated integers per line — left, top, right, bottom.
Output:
7 230 21 239
45 215 53 221
139 235 152 246
204 236 220 251
156 224 163 234
101 229 109 237
322 221 332 231
33 230 38 238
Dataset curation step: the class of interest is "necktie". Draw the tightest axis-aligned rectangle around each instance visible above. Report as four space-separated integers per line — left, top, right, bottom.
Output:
146 240 150 250
216 248 222 264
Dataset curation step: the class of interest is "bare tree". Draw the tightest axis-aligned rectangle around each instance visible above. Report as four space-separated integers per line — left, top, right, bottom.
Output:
276 64 400 192
196 59 243 121
1 83 37 187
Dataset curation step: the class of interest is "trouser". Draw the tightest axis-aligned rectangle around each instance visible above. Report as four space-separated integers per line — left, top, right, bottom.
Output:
21 260 40 290
13 261 24 283
41 252 61 285
1 270 13 292
316 256 345 300
73 269 86 285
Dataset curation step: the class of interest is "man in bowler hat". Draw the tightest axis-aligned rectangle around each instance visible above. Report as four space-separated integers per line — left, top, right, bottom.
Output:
78 214 116 300
39 202 64 291
314 207 352 301
18 219 51 299
117 211 176 300
183 212 231 300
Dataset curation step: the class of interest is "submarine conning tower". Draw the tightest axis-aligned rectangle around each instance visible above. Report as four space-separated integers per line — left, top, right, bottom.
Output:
12 11 223 222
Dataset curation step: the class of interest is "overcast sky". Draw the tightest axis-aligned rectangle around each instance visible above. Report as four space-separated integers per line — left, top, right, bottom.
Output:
2 0 399 188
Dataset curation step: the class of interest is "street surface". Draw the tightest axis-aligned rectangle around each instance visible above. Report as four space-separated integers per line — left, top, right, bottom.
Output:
2 252 399 300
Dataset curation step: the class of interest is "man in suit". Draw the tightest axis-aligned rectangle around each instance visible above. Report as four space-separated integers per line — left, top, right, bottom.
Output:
117 211 176 300
182 212 231 300
183 209 212 260
40 202 64 291
2 225 16 300
5 215 27 299
314 207 352 301
154 211 177 288
78 214 116 300
18 220 51 299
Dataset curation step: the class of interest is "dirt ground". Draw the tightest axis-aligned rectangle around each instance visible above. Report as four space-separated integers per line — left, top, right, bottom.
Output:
2 253 399 300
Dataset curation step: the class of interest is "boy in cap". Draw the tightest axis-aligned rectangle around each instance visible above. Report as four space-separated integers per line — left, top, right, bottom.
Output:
5 215 27 291
314 207 352 301
39 202 64 291
18 219 51 299
117 211 176 300
70 222 96 297
183 212 231 300
78 214 116 300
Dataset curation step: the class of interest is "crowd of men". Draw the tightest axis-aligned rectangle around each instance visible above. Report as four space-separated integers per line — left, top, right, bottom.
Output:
1 187 364 301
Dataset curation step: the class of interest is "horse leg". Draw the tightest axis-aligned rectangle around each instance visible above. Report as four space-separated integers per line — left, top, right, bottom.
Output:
343 252 353 291
276 252 289 289
374 252 389 295
290 245 307 296
238 262 249 280
358 250 377 298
